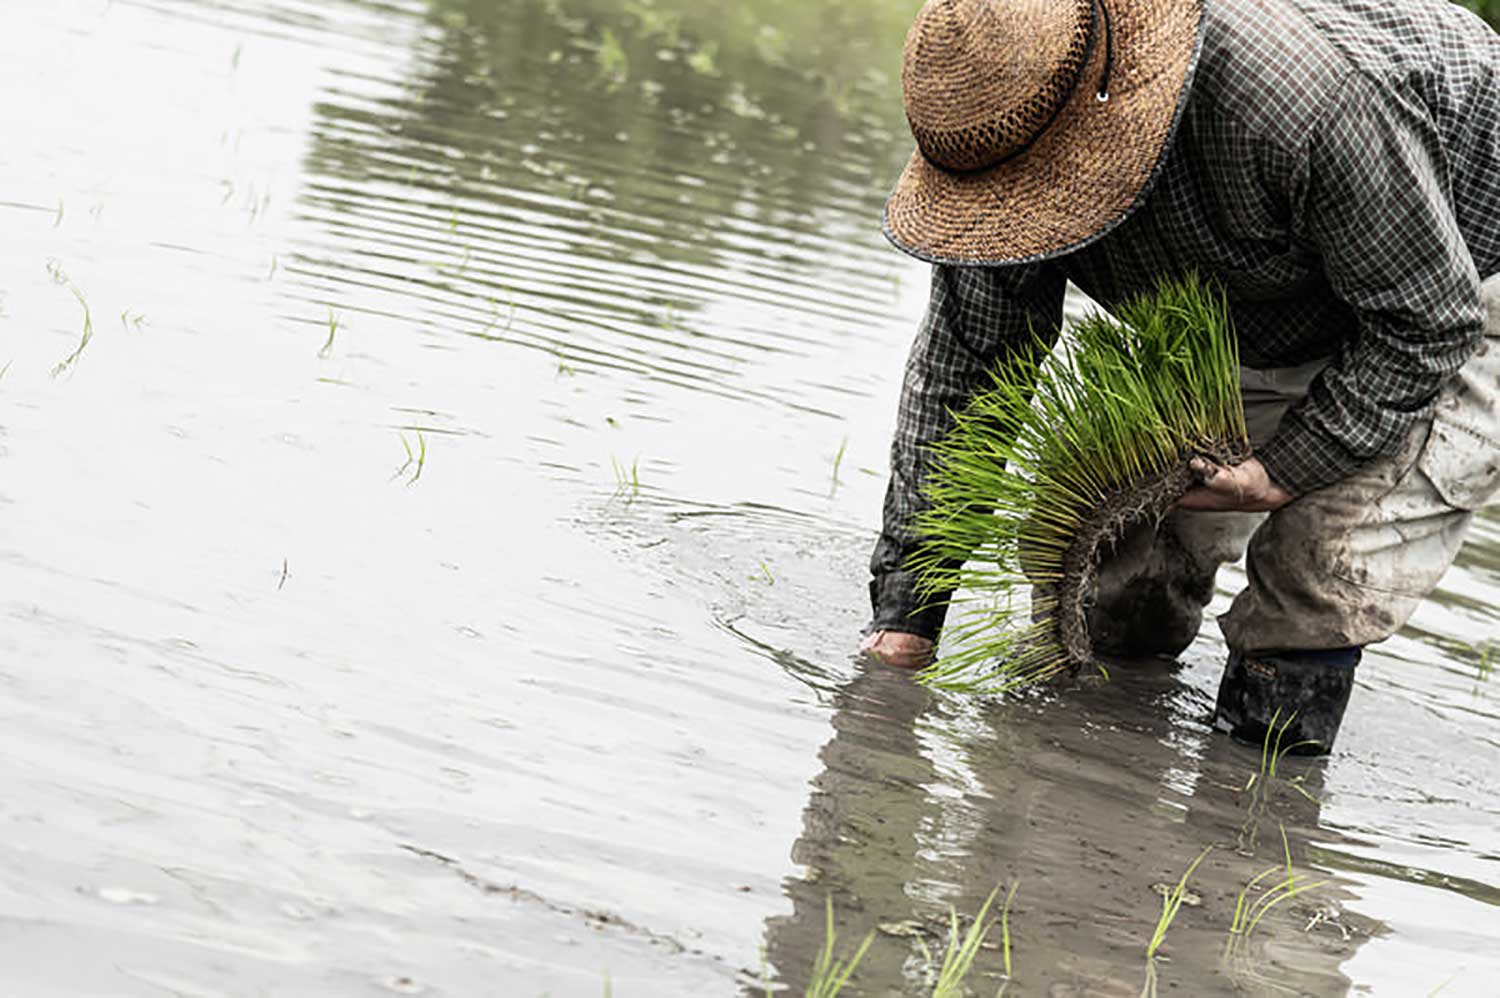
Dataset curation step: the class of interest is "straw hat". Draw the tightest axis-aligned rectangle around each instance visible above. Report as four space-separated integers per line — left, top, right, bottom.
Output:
884 0 1205 265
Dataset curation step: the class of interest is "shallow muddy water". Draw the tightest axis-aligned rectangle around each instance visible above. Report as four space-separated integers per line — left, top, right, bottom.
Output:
1 1 1497 996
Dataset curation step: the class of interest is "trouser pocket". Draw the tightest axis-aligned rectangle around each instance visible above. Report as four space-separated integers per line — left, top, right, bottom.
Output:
1416 275 1500 510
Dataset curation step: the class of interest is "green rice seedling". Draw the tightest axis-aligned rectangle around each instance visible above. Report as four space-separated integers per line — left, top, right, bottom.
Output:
1235 717 1322 855
319 309 340 359
805 897 874 998
1224 825 1328 960
393 431 427 485
1242 709 1320 798
1146 848 1211 962
1283 773 1320 804
993 882 1021 997
611 455 640 500
1428 972 1461 996
1239 873 1327 944
1266 709 1320 776
480 291 517 338
1478 643 1494 682
909 276 1247 693
1140 849 1211 997
830 436 848 494
920 886 1003 998
1227 865 1282 940
51 280 94 378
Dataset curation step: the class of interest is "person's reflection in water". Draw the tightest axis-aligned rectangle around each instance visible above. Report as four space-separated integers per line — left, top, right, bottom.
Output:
756 663 941 996
754 658 1366 997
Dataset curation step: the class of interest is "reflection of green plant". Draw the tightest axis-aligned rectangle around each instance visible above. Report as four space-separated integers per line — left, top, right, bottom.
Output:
622 0 683 45
432 0 910 131
911 277 1247 693
593 26 629 88
685 40 719 77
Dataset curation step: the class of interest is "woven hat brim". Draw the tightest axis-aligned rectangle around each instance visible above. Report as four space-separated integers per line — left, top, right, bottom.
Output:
884 0 1205 267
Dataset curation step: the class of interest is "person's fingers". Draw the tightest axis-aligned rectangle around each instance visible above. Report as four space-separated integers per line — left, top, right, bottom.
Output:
1176 485 1238 511
859 630 934 670
1189 458 1253 501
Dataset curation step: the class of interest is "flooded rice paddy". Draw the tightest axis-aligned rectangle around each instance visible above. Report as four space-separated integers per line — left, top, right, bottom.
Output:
1 1 1497 995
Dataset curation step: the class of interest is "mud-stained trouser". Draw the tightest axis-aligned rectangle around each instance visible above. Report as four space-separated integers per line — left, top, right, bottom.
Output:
1089 274 1500 657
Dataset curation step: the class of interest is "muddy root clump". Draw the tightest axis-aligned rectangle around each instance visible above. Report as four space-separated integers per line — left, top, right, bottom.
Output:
1055 441 1251 666
908 276 1251 695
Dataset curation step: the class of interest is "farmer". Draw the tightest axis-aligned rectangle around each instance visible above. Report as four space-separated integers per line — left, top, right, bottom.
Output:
860 0 1500 754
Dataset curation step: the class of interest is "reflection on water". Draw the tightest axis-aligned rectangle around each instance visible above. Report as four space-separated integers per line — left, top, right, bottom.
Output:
292 0 913 417
756 664 1370 997
0 0 1496 995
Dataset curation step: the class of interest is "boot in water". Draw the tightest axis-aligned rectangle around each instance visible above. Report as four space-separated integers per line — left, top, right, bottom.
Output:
1212 647 1361 756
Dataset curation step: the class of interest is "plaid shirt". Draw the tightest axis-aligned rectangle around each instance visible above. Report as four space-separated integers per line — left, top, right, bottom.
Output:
871 0 1500 638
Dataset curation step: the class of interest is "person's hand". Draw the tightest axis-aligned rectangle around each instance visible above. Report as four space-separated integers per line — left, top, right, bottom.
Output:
1177 456 1294 512
859 630 935 670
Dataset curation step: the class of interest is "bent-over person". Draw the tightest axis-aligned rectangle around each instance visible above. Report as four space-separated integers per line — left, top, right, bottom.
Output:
860 0 1500 754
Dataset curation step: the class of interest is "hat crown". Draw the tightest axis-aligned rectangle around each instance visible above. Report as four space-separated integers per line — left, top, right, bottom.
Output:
902 0 1096 173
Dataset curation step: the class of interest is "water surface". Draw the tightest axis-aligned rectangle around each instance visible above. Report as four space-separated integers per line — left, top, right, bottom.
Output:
1 2 1497 995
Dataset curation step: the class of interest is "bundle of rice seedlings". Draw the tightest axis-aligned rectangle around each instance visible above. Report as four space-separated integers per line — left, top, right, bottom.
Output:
909 276 1248 693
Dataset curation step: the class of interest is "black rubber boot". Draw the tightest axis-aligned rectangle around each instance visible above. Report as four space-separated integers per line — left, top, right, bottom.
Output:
1212 647 1361 756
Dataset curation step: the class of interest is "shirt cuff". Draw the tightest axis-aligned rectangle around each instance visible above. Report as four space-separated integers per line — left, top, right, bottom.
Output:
1255 412 1365 497
867 570 950 640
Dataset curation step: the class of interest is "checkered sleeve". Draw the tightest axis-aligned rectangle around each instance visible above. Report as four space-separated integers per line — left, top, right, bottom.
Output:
1257 71 1487 496
868 262 1065 638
